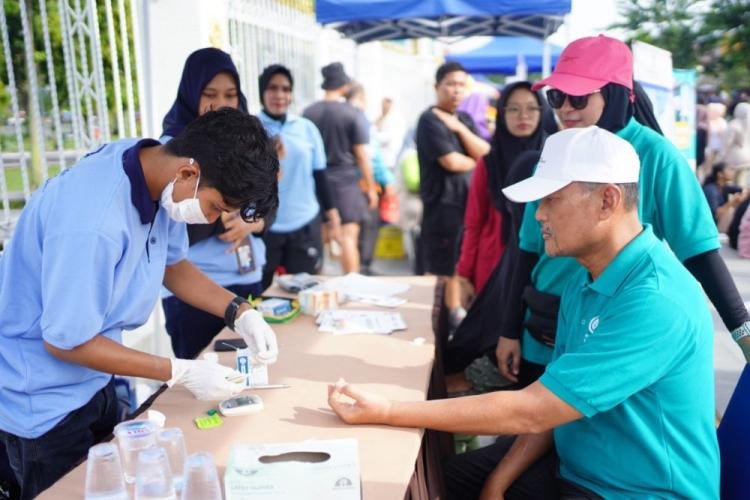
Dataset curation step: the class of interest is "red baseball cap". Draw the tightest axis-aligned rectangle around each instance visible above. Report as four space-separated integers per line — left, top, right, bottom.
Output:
532 35 633 98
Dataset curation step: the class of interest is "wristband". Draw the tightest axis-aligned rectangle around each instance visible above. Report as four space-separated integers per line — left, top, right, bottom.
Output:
224 296 246 331
731 321 750 343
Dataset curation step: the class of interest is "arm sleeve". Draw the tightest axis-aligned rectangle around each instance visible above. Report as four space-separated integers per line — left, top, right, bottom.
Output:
313 169 335 213
683 249 750 331
541 290 695 417
456 159 489 282
310 122 327 171
40 232 120 349
419 111 460 160
498 248 539 340
351 112 370 146
652 147 720 260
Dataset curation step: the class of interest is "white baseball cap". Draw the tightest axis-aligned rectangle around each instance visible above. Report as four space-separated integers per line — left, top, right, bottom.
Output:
502 126 640 203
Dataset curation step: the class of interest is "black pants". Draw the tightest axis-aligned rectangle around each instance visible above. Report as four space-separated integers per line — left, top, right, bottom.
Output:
358 206 380 271
421 205 464 276
0 378 119 500
163 282 263 359
444 435 602 500
261 216 323 290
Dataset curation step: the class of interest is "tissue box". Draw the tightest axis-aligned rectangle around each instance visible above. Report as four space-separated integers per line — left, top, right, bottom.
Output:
298 288 339 316
225 439 360 500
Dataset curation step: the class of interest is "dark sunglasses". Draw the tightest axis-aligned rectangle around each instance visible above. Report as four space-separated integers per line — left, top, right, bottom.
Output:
546 88 601 110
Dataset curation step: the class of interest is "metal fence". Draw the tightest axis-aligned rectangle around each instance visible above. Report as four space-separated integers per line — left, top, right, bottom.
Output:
0 0 437 244
0 0 144 241
227 0 324 115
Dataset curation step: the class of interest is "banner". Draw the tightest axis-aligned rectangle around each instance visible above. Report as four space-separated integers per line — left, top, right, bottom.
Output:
672 69 697 169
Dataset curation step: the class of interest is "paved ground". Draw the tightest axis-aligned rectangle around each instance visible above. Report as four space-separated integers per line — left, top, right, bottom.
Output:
328 234 749 416
713 245 748 414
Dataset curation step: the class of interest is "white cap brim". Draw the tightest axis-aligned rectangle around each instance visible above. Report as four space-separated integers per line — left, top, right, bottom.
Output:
502 177 572 203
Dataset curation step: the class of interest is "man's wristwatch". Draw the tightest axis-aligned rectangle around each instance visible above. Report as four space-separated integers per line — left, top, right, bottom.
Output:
224 296 247 331
731 321 750 343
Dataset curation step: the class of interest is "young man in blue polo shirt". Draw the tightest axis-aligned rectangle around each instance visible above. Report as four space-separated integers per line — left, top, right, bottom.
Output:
0 108 280 498
328 127 719 499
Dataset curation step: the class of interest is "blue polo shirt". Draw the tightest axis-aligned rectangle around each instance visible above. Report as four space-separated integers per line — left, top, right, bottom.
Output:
0 139 188 438
180 235 266 289
540 225 719 498
518 118 720 365
259 111 326 233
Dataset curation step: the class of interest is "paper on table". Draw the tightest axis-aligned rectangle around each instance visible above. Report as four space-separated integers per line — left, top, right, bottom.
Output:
316 310 407 335
320 273 410 307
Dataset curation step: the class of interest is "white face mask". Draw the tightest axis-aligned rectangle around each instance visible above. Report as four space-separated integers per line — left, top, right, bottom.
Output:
160 173 209 224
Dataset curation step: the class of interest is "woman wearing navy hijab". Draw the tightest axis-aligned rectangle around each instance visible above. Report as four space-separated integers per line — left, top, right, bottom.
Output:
161 48 267 359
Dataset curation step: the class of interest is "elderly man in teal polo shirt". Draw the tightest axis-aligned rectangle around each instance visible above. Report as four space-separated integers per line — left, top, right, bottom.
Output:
328 126 719 499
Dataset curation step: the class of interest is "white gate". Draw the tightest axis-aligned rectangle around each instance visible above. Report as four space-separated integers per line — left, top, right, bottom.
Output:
0 0 144 241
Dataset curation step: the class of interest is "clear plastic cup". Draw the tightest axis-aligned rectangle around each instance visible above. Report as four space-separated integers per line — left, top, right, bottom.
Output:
180 452 222 500
84 443 127 500
114 419 158 483
157 428 187 492
134 446 176 500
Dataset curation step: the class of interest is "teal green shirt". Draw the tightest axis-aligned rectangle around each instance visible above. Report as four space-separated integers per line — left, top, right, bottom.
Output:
518 118 719 365
540 225 719 498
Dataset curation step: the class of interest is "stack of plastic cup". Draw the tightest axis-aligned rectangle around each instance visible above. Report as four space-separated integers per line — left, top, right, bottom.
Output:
134 447 176 500
114 420 158 484
180 452 222 500
157 428 188 493
84 443 127 500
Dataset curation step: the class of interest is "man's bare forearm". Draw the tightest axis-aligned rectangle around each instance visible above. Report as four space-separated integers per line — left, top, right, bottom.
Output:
382 382 581 435
163 260 245 318
353 144 376 189
484 432 554 494
45 335 172 381
457 125 490 160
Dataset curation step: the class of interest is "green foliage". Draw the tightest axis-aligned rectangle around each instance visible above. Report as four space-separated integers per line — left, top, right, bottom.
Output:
612 0 750 89
0 0 139 130
699 0 750 87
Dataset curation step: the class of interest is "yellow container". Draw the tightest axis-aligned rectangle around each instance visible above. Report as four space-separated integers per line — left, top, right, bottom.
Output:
374 225 405 260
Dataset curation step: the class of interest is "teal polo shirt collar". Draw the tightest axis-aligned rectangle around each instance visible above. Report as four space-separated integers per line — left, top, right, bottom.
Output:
586 224 657 297
122 138 161 224
615 116 639 141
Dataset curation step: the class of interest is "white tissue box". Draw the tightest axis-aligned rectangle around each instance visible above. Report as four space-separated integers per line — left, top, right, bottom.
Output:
224 439 360 500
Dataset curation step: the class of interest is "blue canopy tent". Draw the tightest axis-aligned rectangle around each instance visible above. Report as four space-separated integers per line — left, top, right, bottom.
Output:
446 36 563 75
316 0 571 43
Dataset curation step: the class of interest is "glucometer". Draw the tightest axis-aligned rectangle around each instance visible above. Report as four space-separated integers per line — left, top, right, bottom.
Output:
218 394 264 417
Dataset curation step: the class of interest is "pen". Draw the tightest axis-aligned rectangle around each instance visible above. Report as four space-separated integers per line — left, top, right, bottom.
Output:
220 341 241 351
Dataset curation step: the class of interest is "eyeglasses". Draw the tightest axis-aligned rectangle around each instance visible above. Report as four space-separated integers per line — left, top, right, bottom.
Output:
546 89 601 110
504 105 542 116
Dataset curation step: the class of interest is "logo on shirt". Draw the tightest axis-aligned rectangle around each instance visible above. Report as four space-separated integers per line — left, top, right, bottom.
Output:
588 316 600 334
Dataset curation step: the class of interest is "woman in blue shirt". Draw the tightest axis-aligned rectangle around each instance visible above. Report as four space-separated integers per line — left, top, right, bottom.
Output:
161 48 267 358
257 64 342 289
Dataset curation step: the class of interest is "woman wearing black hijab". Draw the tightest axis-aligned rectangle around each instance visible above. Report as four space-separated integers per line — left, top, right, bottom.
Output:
455 82 546 295
257 64 341 290
446 82 546 381
160 48 268 359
